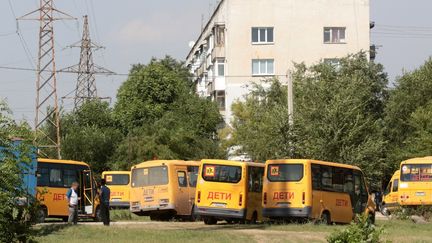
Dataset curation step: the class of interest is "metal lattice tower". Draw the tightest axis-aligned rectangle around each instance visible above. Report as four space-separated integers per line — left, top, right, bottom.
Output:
18 0 75 159
62 15 113 110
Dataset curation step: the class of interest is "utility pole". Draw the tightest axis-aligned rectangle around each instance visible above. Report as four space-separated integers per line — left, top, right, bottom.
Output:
61 15 113 110
287 71 294 125
18 0 75 159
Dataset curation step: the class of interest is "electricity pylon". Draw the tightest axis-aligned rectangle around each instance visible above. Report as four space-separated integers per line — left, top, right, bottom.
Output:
18 0 75 159
61 15 113 110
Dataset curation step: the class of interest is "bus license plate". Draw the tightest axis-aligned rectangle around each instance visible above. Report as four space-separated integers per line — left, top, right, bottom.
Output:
415 192 425 196
211 203 227 208
111 198 121 202
145 197 154 202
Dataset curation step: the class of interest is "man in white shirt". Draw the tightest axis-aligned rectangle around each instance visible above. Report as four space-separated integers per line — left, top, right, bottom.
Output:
66 182 79 225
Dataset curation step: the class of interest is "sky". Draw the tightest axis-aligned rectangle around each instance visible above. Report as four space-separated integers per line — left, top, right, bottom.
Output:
0 0 431 123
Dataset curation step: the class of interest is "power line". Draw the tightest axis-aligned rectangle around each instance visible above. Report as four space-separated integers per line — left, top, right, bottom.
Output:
0 65 294 79
8 0 36 68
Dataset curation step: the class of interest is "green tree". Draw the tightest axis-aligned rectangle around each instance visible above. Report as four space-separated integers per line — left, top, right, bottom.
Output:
114 56 192 130
384 58 432 168
0 100 35 242
230 53 388 186
110 56 223 170
229 80 294 161
61 100 123 174
293 53 388 183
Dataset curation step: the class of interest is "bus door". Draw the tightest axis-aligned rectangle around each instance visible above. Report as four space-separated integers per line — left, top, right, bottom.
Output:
246 166 264 220
80 170 95 215
187 166 199 210
353 171 368 214
176 168 189 215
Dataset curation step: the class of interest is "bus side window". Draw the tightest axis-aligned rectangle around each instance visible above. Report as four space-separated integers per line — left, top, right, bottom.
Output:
321 166 333 191
311 164 321 190
63 169 76 187
49 168 63 187
392 179 399 192
343 170 354 194
385 182 392 195
332 168 345 192
37 167 50 186
177 171 187 187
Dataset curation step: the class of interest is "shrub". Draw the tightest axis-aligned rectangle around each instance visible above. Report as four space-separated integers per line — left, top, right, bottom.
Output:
393 205 432 221
327 215 384 243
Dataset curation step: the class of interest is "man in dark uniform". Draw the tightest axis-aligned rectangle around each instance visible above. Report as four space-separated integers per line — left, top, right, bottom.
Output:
99 179 111 226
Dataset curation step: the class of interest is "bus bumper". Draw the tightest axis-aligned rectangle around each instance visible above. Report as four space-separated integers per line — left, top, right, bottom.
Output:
194 206 246 219
262 207 312 218
109 201 130 208
130 203 175 214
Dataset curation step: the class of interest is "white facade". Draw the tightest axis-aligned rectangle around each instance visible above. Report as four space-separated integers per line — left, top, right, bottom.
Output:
186 0 371 125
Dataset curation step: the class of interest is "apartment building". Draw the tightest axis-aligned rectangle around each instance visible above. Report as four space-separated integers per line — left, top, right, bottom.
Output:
186 0 372 124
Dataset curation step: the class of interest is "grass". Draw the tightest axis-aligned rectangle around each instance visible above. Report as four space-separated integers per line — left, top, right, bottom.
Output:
32 219 431 243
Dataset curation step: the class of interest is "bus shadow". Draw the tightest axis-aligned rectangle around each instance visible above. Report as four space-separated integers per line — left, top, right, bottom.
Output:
191 223 269 231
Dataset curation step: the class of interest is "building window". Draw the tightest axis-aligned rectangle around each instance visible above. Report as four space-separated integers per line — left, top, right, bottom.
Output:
324 27 346 44
324 58 341 67
215 25 225 46
215 90 225 111
252 27 274 44
252 59 274 76
216 58 225 77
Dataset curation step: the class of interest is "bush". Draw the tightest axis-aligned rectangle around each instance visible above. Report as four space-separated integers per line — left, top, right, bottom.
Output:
327 215 384 243
393 206 432 221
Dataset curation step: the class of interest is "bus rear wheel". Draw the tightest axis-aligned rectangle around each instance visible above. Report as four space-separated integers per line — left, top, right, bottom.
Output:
203 217 217 225
317 211 331 225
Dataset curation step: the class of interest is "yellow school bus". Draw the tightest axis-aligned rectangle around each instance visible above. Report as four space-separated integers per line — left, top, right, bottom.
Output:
195 160 265 225
382 157 432 215
130 160 200 220
263 159 375 224
36 159 100 222
101 171 131 208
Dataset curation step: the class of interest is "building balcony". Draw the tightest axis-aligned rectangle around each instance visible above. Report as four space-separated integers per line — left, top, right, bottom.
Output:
211 45 225 60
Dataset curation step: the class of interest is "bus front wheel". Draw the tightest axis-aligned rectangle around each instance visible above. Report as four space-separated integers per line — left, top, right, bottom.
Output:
35 207 47 223
203 217 217 225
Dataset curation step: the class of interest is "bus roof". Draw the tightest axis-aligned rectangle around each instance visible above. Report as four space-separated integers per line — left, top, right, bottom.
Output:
102 171 131 175
401 156 432 165
132 160 200 169
38 158 90 167
201 159 264 167
266 159 361 171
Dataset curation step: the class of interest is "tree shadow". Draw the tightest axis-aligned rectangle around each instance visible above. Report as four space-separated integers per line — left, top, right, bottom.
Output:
32 223 70 237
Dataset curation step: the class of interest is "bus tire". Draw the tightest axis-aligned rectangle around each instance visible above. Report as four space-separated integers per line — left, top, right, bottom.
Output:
319 211 331 225
36 207 47 223
203 217 217 225
381 205 390 217
94 206 102 222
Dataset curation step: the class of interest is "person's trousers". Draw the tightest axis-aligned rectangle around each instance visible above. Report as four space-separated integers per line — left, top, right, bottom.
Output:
100 203 110 226
68 205 78 225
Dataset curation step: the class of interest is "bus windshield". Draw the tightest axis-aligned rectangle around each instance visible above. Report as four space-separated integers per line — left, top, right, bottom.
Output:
202 164 242 183
401 164 432 182
131 166 168 187
267 164 303 182
105 174 129 185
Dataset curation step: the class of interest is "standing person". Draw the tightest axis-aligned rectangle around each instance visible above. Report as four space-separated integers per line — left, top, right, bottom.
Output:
99 179 111 226
66 182 80 225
